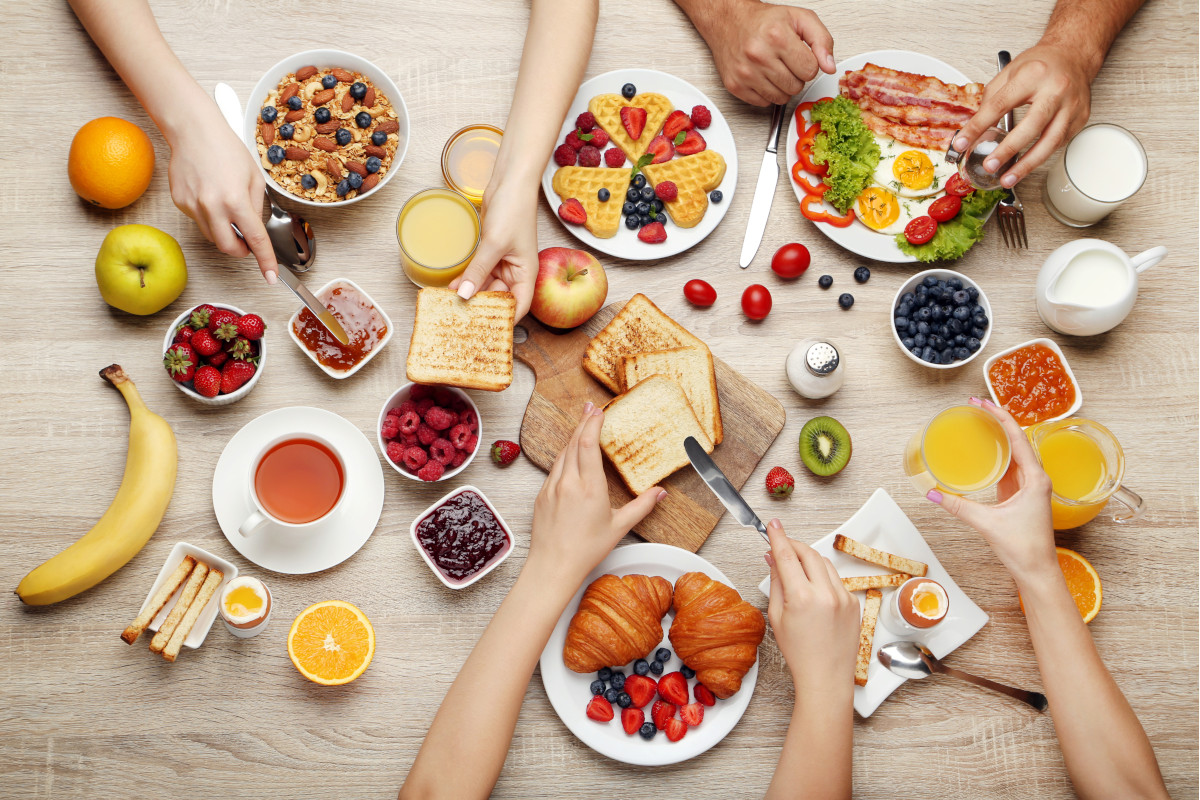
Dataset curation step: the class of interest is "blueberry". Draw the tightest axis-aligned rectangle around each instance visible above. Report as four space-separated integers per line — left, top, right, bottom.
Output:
928 334 944 351
916 321 931 335
915 286 929 301
966 336 982 352
639 722 657 740
818 275 833 289
651 198 663 213
947 318 964 335
616 692 632 708
335 179 350 197
941 304 954 318
266 144 285 165
655 213 667 227
590 679 606 696
279 123 295 140
937 279 948 289
365 156 382 173
901 291 916 306
953 334 967 347
598 187 611 202
622 82 637 99
921 346 936 362
922 275 939 288
930 306 945 322
710 189 723 203
371 130 387 146
622 201 636 216
321 74 337 89
635 201 650 215
347 171 363 190
649 659 664 675
610 672 625 690
973 313 990 328
598 667 613 681
952 290 971 305
355 111 372 129
915 306 932 322
971 326 987 339
854 266 871 283
938 324 952 339
967 286 980 301
300 174 317 190
335 128 352 146
260 106 278 123
639 213 653 227
953 306 971 321
625 215 642 230
639 185 656 202
633 659 650 676
928 285 943 301
902 336 916 350
314 107 332 124
948 277 963 290
954 347 971 361
604 687 619 703
971 303 985 317
913 333 927 348
350 81 367 100
655 648 671 662
632 174 647 190
894 317 909 331
940 349 957 365
895 303 912 318
287 95 303 111
838 293 854 309
680 665 696 679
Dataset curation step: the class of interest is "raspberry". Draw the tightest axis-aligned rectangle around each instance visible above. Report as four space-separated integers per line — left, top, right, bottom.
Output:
577 145 601 168
588 128 609 149
401 432 420 447
402 446 428 472
415 397 435 414
604 148 626 168
409 384 432 401
430 438 455 466
575 111 596 131
416 460 445 482
424 406 457 431
448 423 472 450
397 400 418 416
655 181 678 202
564 130 586 151
386 405 403 418
459 408 478 431
433 388 458 407
691 105 712 129
451 450 467 468
554 144 577 167
399 410 421 435
462 434 479 454
380 416 401 440
417 422 438 446
385 440 406 464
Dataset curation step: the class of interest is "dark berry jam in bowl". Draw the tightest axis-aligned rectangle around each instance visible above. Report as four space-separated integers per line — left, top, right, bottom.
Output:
410 486 513 589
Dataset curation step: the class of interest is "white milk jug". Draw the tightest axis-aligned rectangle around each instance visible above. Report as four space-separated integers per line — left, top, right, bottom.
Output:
1035 239 1166 336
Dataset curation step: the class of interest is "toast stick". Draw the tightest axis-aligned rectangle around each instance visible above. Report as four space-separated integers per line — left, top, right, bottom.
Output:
121 556 197 644
834 534 928 577
841 574 910 593
149 561 209 654
855 589 882 687
161 568 223 663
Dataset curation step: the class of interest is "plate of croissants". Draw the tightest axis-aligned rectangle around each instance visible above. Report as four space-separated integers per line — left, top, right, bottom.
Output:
539 543 765 765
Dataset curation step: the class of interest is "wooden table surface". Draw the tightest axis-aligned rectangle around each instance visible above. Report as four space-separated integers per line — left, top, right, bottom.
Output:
2 1 1196 797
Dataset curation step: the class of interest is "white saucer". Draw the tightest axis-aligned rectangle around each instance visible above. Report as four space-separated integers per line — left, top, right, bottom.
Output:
212 407 385 574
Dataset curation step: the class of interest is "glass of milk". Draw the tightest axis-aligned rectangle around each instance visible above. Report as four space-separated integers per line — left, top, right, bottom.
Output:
1043 123 1147 227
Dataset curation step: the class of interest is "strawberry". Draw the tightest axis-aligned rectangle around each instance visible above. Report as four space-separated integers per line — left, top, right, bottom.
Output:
658 671 689 706
680 702 704 727
651 700 676 730
585 128 609 149
227 336 255 362
604 147 626 168
663 109 694 139
654 181 678 202
675 129 707 155
491 440 520 466
623 674 658 708
694 683 717 707
190 327 221 357
236 313 266 341
209 309 240 342
220 359 256 394
577 145 601 168
586 695 614 722
646 135 674 164
621 706 644 735
557 198 587 226
207 350 228 368
766 466 795 498
189 304 216 329
192 365 221 398
553 144 577 167
637 221 667 244
163 343 198 383
575 111 596 132
664 717 688 742
690 104 713 129
620 105 647 140
173 324 194 344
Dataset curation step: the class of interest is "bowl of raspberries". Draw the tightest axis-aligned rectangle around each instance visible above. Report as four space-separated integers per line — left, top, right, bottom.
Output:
378 383 481 482
162 303 266 405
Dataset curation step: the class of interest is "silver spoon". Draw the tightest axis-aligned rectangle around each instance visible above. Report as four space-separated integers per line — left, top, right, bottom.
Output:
878 641 1048 711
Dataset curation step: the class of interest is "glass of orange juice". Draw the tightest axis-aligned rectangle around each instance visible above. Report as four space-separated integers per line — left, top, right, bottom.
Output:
904 405 1011 496
441 124 502 206
396 188 481 288
1026 417 1145 529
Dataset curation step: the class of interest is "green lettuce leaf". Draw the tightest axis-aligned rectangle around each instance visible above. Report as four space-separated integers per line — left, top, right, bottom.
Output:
809 97 880 214
895 189 1004 262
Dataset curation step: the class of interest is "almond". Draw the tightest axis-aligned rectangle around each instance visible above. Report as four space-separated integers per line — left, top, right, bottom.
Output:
330 67 354 83
325 156 343 177
360 173 380 192
284 108 305 123
375 119 399 134
280 83 300 103
295 65 318 81
313 137 337 152
341 92 355 113
346 160 368 176
312 88 335 106
284 147 309 161
363 87 376 107
364 144 387 159
316 120 340 135
260 122 275 145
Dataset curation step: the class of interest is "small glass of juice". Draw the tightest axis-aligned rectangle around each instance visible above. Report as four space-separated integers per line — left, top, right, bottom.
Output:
396 188 481 288
904 405 1011 497
441 124 503 206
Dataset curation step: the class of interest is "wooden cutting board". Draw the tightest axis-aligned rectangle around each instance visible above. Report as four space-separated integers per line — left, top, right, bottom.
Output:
515 302 786 552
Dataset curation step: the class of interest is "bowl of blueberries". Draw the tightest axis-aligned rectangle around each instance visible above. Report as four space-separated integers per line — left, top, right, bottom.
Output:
891 269 992 369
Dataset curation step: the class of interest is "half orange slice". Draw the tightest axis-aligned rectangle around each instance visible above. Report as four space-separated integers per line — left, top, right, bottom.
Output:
288 600 375 685
1019 547 1103 624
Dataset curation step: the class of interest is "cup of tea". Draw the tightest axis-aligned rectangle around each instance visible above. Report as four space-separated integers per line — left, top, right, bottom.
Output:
239 434 346 537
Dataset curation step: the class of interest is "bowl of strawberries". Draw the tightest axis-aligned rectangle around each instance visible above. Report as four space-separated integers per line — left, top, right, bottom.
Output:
162 303 266 405
378 383 481 482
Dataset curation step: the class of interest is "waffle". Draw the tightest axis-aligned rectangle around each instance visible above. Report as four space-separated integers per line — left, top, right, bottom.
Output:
641 150 727 228
588 93 673 162
552 166 632 238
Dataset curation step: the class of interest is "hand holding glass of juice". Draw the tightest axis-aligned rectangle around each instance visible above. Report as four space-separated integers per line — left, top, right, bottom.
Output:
904 405 1012 498
396 188 481 288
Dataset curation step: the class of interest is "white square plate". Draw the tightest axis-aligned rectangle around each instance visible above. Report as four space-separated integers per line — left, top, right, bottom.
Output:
139 542 238 649
758 488 988 717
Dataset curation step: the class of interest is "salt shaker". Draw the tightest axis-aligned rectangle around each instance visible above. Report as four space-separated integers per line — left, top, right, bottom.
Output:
944 127 1018 191
786 340 845 399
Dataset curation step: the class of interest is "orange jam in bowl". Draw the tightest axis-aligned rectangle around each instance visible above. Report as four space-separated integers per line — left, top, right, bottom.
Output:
987 343 1077 426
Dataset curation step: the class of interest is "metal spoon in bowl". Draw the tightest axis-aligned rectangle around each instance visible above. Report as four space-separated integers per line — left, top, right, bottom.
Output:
878 641 1048 711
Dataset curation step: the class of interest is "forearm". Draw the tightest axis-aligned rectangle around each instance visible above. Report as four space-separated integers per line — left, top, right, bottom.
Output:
672 0 737 42
766 683 853 800
1019 572 1168 799
1039 0 1147 79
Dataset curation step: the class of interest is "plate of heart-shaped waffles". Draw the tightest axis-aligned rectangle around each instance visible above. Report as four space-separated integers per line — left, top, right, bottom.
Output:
542 69 738 261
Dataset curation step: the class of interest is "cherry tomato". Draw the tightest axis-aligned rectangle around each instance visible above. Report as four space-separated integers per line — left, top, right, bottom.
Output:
945 173 975 197
683 279 717 307
929 195 963 223
904 216 938 245
771 243 811 279
741 284 772 320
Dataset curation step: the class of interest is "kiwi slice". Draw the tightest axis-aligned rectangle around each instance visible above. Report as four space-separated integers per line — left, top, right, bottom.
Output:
798 416 852 477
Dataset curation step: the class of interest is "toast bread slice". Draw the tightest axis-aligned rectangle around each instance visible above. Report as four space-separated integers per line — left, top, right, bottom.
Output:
583 294 706 394
620 347 722 446
855 588 882 686
841 574 910 592
406 288 516 392
552 166 632 238
833 534 929 577
588 93 674 162
641 151 727 228
600 375 713 495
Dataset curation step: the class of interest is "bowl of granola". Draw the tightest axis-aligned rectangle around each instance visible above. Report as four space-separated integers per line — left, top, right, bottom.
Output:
246 49 409 206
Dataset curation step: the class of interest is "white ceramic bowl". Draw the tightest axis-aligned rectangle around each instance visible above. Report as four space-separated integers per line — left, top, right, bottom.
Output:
409 485 514 590
377 383 482 482
981 337 1083 426
163 302 265 406
891 269 993 370
287 277 392 379
244 49 409 207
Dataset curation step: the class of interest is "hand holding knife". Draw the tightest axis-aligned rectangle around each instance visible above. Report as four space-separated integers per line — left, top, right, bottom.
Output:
684 436 769 541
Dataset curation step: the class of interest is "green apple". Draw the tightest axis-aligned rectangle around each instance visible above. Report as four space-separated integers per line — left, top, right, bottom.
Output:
95 224 188 315
531 247 608 328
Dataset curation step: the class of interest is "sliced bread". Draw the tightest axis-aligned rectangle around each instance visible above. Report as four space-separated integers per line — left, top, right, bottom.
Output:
583 294 706 393
406 288 516 392
620 347 722 446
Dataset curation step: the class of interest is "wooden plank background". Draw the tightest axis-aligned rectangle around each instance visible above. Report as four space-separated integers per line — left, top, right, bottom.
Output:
1 1 1195 798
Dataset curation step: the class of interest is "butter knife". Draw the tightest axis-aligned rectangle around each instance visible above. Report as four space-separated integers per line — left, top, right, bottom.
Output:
684 436 769 541
738 103 785 268
274 265 350 345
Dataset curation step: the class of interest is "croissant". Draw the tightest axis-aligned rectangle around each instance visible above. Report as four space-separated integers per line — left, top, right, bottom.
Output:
668 572 765 698
563 574 673 673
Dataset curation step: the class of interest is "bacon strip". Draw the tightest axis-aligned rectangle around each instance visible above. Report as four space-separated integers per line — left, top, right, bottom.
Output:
847 64 984 111
858 109 958 150
837 63 984 150
842 85 975 128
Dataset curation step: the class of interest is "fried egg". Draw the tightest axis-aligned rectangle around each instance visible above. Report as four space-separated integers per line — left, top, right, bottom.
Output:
872 136 956 198
856 186 938 236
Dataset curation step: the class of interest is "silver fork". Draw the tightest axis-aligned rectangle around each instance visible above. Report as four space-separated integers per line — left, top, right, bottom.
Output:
995 50 1028 249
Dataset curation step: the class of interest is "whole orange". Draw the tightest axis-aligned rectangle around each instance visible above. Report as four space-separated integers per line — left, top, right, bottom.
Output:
68 117 155 209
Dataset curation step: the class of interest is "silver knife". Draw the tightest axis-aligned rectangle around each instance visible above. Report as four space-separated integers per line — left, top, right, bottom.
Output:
275 265 350 345
684 436 769 541
738 103 785 268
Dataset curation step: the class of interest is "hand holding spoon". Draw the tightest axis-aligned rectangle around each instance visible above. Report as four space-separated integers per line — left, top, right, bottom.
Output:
878 641 1047 711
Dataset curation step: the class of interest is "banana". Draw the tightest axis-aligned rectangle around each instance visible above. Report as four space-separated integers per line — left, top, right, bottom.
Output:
16 365 178 605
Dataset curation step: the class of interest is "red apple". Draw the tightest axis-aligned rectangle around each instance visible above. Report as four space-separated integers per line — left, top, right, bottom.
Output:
531 247 608 328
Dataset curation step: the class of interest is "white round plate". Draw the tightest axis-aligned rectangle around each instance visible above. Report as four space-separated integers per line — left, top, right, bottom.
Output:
213 406 385 574
785 50 992 263
539 543 759 766
540 68 738 261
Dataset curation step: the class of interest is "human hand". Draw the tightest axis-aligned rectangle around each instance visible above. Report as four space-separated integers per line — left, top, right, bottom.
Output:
697 0 835 106
766 520 860 693
449 180 539 320
953 43 1094 188
528 404 666 588
927 398 1059 586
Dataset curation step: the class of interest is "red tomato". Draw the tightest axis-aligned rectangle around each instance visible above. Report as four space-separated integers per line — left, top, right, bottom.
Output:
904 216 938 245
945 173 975 197
771 243 811 279
683 279 717 307
741 284 772 320
929 195 963 222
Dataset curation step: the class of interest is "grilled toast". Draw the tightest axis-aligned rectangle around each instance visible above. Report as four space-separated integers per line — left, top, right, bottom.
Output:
583 294 706 394
833 534 929 577
406 288 516 392
620 347 722 446
855 588 882 687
